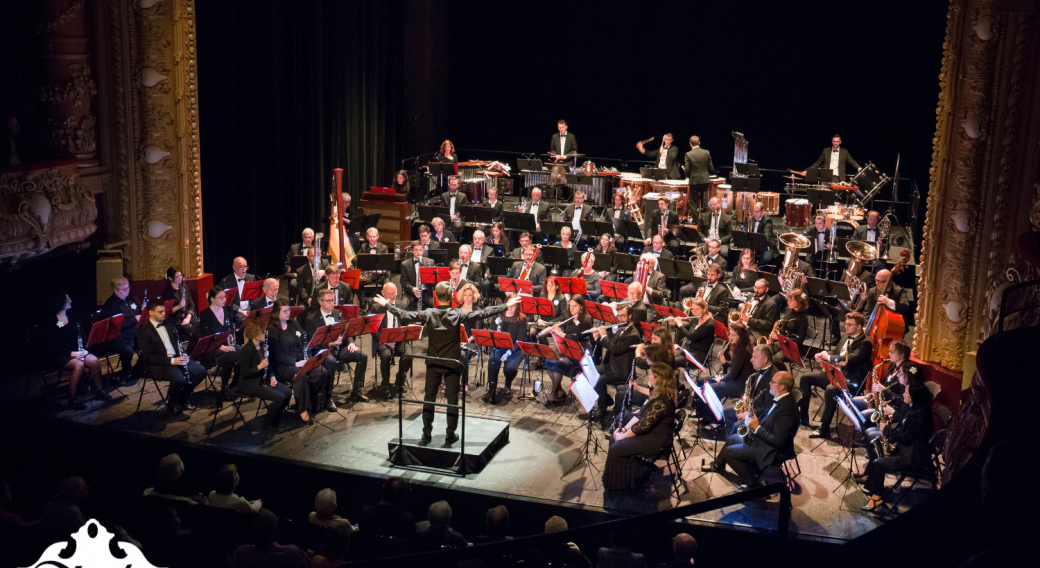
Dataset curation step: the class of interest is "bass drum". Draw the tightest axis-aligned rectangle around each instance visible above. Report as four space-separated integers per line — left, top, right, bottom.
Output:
784 198 811 228
833 220 857 240
733 191 756 223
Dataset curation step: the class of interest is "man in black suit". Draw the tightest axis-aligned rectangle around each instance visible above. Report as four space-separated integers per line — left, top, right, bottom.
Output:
704 239 728 274
305 289 369 404
852 269 910 319
748 201 779 266
99 277 143 384
355 227 390 301
138 300 206 415
679 262 732 322
400 240 435 310
549 119 577 157
702 372 799 487
249 279 280 311
722 346 777 436
642 234 674 263
741 279 777 340
440 175 464 228
697 197 733 257
683 135 716 217
284 228 316 274
638 133 681 179
311 266 354 308
369 283 412 398
806 214 832 270
416 225 440 258
510 232 536 260
623 253 668 305
561 189 595 244
852 211 882 244
590 306 641 421
468 230 493 264
504 246 547 296
219 257 258 318
296 247 330 308
645 197 679 248
805 134 860 182
457 244 485 284
526 187 549 233
798 311 873 438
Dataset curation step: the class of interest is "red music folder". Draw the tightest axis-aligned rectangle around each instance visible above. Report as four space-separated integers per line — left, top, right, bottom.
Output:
189 330 233 359
519 296 555 317
137 300 176 328
777 334 804 367
556 277 587 296
640 321 661 341
342 269 362 289
821 361 849 390
240 280 264 302
295 349 332 381
600 280 628 300
378 325 423 343
516 341 559 360
345 314 385 337
652 304 686 319
713 320 729 340
87 314 124 348
552 334 585 361
337 305 360 320
419 266 450 285
223 287 238 305
499 278 534 295
459 326 469 344
308 321 346 348
584 301 618 324
473 329 514 350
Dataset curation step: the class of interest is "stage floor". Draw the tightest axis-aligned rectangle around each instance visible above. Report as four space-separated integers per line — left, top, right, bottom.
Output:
7 332 934 544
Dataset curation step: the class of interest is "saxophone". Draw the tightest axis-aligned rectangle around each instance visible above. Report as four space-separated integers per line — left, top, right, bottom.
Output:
758 318 792 346
729 300 751 323
76 323 85 358
518 198 529 213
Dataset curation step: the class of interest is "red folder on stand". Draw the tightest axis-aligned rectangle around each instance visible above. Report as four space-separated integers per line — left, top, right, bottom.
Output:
519 296 555 317
600 280 628 300
516 341 559 360
87 315 124 348
379 325 424 343
585 301 618 324
295 349 332 381
777 334 804 367
190 331 233 359
342 269 362 290
345 314 385 337
552 334 585 361
821 361 849 391
240 280 264 302
556 277 587 296
419 266 451 285
337 305 360 320
473 329 514 350
640 321 661 341
499 278 534 295
308 321 346 349
714 320 730 340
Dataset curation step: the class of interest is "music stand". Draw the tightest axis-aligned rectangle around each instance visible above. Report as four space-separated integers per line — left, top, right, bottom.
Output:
777 334 804 367
379 325 424 344
592 252 613 272
517 158 543 171
419 266 450 289
308 321 346 350
345 314 385 338
732 230 750 250
757 271 782 295
517 213 538 232
552 334 585 362
600 280 628 300
516 341 559 401
675 261 703 284
804 167 833 185
500 278 534 296
653 304 685 320
353 214 382 234
188 331 232 360
540 246 571 271
519 296 555 319
356 253 397 273
639 321 660 341
556 277 587 296
87 314 124 350
427 249 448 266
340 269 361 290
337 305 360 319
584 302 618 324
614 253 640 275
562 371 604 489
683 367 725 459
442 242 460 260
488 243 507 257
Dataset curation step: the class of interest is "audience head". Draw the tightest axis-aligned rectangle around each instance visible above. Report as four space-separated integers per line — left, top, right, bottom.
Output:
314 488 338 516
57 476 89 504
316 525 353 562
427 500 452 527
545 515 568 534
672 533 698 561
382 477 409 504
485 505 510 538
213 464 239 496
250 509 279 547
156 453 185 484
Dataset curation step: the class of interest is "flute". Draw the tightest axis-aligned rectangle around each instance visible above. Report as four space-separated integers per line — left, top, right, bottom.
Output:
536 314 576 338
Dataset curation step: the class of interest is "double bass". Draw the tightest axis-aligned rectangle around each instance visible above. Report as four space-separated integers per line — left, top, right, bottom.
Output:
863 249 911 392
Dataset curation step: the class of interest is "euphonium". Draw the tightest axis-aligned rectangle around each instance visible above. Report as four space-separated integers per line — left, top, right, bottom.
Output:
841 240 878 308
778 233 811 295
690 245 708 276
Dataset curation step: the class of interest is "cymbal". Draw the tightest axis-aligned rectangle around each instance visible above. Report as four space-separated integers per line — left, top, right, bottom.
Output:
783 174 803 181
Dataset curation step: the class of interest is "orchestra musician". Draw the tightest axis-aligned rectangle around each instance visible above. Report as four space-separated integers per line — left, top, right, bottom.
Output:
637 133 681 179
603 363 677 491
484 187 505 222
543 296 594 407
235 318 291 431
369 282 412 399
138 299 206 416
526 187 549 230
855 341 911 428
699 322 754 426
296 247 330 308
487 223 508 253
684 136 716 217
416 225 440 258
456 282 482 386
469 230 493 263
439 177 465 227
625 282 649 325
853 211 882 243
642 234 674 262
40 290 109 409
721 345 777 437
220 257 258 318
531 276 569 338
697 198 733 257
852 268 911 320
670 297 715 363
311 265 354 312
741 279 778 341
199 287 242 392
798 311 873 438
556 226 577 266
678 263 732 322
510 232 535 260
571 251 602 301
266 300 327 424
400 240 434 310
748 202 779 266
550 119 577 157
504 246 547 296
484 294 529 404
701 372 799 490
561 189 594 244
603 189 633 247
431 217 456 243
371 283 519 447
800 135 860 182
99 277 143 385
446 260 472 300
433 139 457 163
645 197 679 248
161 267 196 338
285 228 317 274
457 244 485 285
304 289 370 405
731 249 759 294
390 170 410 194
623 254 668 305
593 234 619 281
767 289 810 370
806 214 832 270
356 227 390 301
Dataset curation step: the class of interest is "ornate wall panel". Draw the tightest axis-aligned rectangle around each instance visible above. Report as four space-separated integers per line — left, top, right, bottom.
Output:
915 0 1040 371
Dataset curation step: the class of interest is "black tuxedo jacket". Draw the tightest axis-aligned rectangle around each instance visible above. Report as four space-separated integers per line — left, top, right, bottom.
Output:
550 132 578 156
852 224 881 243
561 203 595 228
101 294 141 342
706 254 729 274
368 302 402 355
357 241 389 256
624 271 668 304
854 283 910 319
505 261 547 296
470 244 494 264
747 365 778 418
684 147 716 185
828 333 873 390
219 272 258 293
603 207 634 225
285 242 315 272
748 216 779 252
749 393 800 467
597 324 641 379
526 200 550 221
461 261 485 283
440 190 465 213
249 295 278 312
805 226 831 257
641 246 674 261
400 256 434 299
698 211 733 245
746 294 778 338
139 319 184 367
296 260 331 306
647 211 679 238
699 281 732 321
484 199 505 222
643 145 682 179
810 147 860 180
304 308 357 349
312 281 354 308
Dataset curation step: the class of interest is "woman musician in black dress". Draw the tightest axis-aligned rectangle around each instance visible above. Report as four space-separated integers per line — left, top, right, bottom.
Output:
390 170 410 194
669 297 715 365
766 289 810 371
543 295 593 406
40 290 108 409
731 249 759 294
602 363 677 491
266 300 327 424
531 276 568 338
484 186 504 222
162 266 196 338
236 318 291 430
198 286 242 392
484 294 529 404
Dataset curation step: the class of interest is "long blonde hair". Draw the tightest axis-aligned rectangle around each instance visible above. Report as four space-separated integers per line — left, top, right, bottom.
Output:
651 363 677 402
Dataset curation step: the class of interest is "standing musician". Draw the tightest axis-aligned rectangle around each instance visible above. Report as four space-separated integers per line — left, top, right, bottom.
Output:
589 305 642 420
40 290 109 409
199 287 242 392
800 134 860 182
305 289 370 405
623 254 668 305
400 240 435 310
721 345 777 437
550 119 577 158
731 249 759 294
684 136 716 218
645 197 679 248
798 311 873 438
99 277 143 385
637 133 681 179
767 289 810 370
162 267 196 338
139 299 206 416
390 170 410 194
740 279 778 341
431 217 456 243
371 283 519 448
571 251 603 301
748 202 779 266
369 283 412 399
542 296 594 407
433 139 457 163
484 187 505 222
697 198 733 257
504 246 547 296
603 363 677 491
296 247 330 308
220 257 258 319
235 318 291 431
484 295 529 404
700 322 754 425
267 300 327 424
853 211 882 243
670 297 715 363
701 372 800 489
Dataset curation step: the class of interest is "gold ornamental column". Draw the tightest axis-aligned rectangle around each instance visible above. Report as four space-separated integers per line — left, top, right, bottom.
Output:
915 0 1040 374
98 0 202 280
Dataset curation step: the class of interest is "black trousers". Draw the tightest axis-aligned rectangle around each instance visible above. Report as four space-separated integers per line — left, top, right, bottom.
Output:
150 360 206 406
715 433 764 483
274 364 326 414
204 348 241 389
328 346 368 393
689 183 710 217
235 381 291 426
488 347 523 390
798 372 841 429
593 364 628 409
864 445 915 496
423 363 461 437
107 338 139 377
377 342 410 387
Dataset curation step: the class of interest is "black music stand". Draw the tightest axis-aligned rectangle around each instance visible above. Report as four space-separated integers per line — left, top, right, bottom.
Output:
614 253 640 276
356 253 397 273
517 159 543 171
592 252 613 272
729 177 761 192
676 261 704 284
488 243 507 257
757 271 782 295
804 167 834 185
428 249 447 266
442 242 460 259
540 246 571 273
416 205 435 222
486 256 512 277
354 214 381 234
540 220 560 243
517 212 538 232
657 257 677 279
471 207 496 224
678 225 705 246
432 206 450 218
732 230 768 253
580 220 609 240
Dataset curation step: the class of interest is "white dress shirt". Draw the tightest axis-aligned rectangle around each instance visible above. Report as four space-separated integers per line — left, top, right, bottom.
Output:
571 206 582 232
236 277 249 311
558 134 567 156
829 150 841 176
449 192 457 215
657 147 668 169
152 320 177 362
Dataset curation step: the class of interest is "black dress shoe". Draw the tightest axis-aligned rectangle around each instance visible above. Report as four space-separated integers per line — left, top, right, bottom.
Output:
701 461 723 473
590 407 606 420
326 400 338 412
442 433 460 447
169 405 184 416
351 391 370 403
808 429 830 439
66 400 88 411
418 435 432 447
94 390 113 402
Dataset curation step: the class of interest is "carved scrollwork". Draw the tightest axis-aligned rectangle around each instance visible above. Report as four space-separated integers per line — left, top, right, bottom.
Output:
37 0 85 35
39 64 98 107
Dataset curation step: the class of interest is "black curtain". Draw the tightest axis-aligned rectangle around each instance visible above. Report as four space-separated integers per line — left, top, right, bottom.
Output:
197 0 405 281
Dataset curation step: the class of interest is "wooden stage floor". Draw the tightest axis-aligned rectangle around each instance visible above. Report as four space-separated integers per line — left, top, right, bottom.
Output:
7 334 936 544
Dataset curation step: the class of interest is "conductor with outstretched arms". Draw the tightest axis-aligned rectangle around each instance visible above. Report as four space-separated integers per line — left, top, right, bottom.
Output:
799 134 860 182
372 284 521 448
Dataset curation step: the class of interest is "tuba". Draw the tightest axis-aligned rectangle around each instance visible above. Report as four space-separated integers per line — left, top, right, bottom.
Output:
778 233 811 295
841 240 878 309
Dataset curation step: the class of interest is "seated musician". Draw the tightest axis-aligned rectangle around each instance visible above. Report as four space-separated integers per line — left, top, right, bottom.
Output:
219 257 258 319
644 197 679 248
699 322 754 426
199 287 242 392
702 372 800 489
99 277 143 385
162 267 196 338
772 256 814 314
391 170 410 194
469 231 492 263
731 249 759 293
430 217 456 243
312 265 354 312
642 234 674 262
604 190 631 223
369 282 412 398
457 245 485 285
401 240 434 310
556 226 577 266
487 223 508 254
767 289 810 370
625 282 649 325
510 231 534 260
416 224 440 257
484 293 529 404
603 363 677 491
670 297 715 364
305 289 370 404
860 344 912 445
503 245 547 296
798 312 873 438
446 260 472 300
249 278 280 311
857 379 934 512
285 228 317 274
623 253 668 305
807 214 832 270
590 305 641 421
433 139 457 163
235 318 291 430
535 275 568 325
267 300 327 424
561 188 594 244
139 299 206 416
704 238 728 274
853 268 910 319
680 259 732 318
542 296 593 407
527 187 548 232
593 234 619 282
637 133 681 179
852 211 882 244
697 198 733 258
40 290 109 409
571 251 602 301
354 227 389 305
296 247 330 308
737 279 777 341
748 202 779 266
484 187 504 222
722 345 778 437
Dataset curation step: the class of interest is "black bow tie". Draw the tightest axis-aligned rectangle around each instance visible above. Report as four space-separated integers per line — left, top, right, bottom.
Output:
237 278 244 282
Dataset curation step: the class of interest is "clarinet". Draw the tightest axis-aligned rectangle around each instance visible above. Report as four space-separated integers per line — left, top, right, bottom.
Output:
613 340 638 434
262 329 270 380
76 322 84 358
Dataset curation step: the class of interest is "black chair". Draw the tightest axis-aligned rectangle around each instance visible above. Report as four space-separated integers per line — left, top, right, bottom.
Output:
637 408 688 497
134 351 175 415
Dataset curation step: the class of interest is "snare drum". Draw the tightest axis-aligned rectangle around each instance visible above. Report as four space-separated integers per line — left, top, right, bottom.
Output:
758 192 780 215
583 161 596 174
784 198 812 228
463 178 486 203
734 191 756 223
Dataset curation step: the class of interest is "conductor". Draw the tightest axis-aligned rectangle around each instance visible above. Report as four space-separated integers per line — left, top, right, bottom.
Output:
372 284 520 448
798 134 860 182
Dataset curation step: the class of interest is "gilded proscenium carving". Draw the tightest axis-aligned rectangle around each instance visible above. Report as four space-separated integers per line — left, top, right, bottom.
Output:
177 0 203 277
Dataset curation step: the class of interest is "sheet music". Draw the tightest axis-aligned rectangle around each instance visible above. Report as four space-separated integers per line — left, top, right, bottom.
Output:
579 351 600 387
685 370 724 421
569 374 599 413
837 396 865 431
682 348 709 374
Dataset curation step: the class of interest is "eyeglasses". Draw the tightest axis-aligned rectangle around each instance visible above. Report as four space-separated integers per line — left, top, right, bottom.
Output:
319 298 334 303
